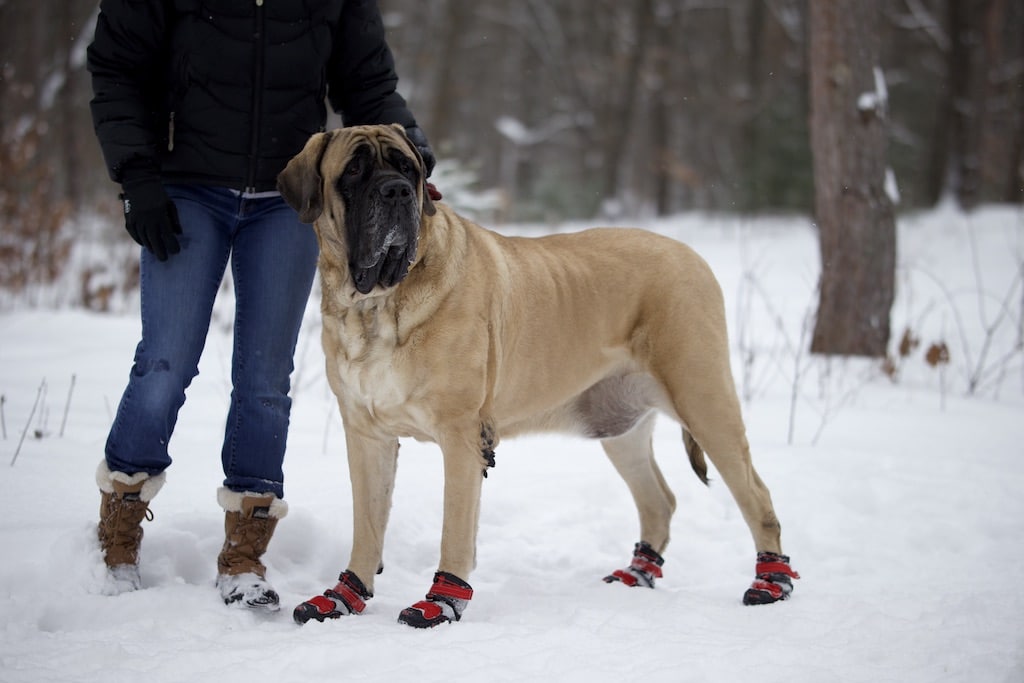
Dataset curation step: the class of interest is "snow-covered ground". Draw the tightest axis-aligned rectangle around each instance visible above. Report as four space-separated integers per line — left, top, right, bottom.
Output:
2 205 1022 683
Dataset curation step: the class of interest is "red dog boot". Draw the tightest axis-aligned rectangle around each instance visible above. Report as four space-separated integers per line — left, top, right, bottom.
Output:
293 570 372 624
398 572 474 628
743 551 800 605
603 541 665 588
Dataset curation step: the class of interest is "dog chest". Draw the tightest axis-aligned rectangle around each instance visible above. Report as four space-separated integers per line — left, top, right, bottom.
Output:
322 314 437 437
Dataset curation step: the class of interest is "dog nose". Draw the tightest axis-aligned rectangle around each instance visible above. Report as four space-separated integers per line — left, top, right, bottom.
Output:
379 179 412 202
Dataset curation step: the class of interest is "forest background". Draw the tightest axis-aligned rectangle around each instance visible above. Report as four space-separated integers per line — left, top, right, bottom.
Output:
0 0 1022 312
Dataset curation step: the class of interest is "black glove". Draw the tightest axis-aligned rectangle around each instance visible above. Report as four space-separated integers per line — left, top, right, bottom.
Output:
404 126 436 178
120 172 182 262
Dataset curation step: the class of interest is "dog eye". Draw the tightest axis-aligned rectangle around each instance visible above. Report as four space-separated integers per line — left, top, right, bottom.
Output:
345 159 362 176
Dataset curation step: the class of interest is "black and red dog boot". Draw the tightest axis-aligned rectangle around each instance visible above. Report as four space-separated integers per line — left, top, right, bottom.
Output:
294 570 372 624
603 541 665 588
743 551 800 605
398 571 474 628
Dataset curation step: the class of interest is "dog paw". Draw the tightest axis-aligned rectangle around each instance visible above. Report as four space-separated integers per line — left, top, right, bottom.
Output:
293 570 371 624
603 541 664 588
742 552 800 605
397 572 473 628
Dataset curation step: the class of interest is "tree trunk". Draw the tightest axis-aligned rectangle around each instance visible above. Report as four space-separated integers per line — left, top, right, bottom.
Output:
427 0 473 150
648 4 674 216
738 0 766 212
808 0 896 358
598 0 654 210
976 0 1024 204
948 0 986 208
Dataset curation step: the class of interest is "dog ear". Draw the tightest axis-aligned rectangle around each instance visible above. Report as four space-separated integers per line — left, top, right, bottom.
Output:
420 175 437 216
391 124 437 217
421 175 437 216
277 131 333 223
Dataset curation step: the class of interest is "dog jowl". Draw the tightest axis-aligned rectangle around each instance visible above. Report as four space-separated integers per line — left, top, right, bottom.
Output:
337 143 422 294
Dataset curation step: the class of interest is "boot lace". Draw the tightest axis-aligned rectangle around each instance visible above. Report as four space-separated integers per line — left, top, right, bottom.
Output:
98 492 153 567
219 508 275 577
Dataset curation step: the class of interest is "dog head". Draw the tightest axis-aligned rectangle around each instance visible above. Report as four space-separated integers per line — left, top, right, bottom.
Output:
278 124 436 296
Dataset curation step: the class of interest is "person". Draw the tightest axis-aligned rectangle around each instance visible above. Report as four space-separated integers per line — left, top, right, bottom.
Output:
87 0 434 611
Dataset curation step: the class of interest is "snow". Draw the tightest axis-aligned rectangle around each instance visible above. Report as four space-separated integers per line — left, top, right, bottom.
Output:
885 167 900 204
857 66 889 116
2 205 1023 683
494 114 581 147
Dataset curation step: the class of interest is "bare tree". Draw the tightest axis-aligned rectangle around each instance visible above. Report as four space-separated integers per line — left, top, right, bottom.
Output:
980 0 1024 204
808 0 897 357
596 0 655 211
425 0 475 150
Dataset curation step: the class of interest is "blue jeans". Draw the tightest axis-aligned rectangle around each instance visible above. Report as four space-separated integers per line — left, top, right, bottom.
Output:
105 184 319 499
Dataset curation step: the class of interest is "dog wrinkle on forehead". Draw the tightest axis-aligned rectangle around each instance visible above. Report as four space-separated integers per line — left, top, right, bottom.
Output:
332 130 413 177
372 134 415 168
348 130 397 157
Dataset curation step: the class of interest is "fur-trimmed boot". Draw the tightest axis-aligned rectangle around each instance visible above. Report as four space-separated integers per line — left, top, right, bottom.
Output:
215 487 288 611
96 460 165 594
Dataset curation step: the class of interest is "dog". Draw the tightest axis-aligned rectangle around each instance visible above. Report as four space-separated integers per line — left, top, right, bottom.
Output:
278 124 798 628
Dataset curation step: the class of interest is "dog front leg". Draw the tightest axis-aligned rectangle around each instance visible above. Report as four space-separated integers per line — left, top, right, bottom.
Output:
437 437 486 580
397 432 485 628
346 429 400 590
293 429 398 624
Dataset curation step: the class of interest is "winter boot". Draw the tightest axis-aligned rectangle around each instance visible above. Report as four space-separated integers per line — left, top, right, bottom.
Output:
215 487 287 611
603 541 665 588
96 460 165 594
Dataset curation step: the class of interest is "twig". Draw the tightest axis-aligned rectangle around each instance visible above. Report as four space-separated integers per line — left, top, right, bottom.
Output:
913 264 1023 395
35 382 49 438
1 395 6 439
810 362 874 445
11 379 46 467
787 305 814 446
60 374 76 437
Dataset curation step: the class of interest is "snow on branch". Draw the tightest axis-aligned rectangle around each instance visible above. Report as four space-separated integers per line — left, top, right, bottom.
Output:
857 66 889 118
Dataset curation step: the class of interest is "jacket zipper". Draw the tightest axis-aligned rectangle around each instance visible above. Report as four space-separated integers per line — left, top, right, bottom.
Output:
246 0 266 192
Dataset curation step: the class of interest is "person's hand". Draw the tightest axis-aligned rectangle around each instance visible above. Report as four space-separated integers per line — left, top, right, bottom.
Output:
404 126 436 178
120 176 182 261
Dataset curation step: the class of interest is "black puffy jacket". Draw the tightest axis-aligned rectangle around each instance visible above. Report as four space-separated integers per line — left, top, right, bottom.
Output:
88 0 418 193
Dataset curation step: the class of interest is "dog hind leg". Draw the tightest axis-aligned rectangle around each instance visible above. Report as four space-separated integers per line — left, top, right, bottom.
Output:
645 309 798 602
600 411 675 554
658 353 800 603
677 394 782 555
600 412 678 587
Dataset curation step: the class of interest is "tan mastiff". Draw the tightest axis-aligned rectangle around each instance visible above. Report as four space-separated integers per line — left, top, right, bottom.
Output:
279 124 798 628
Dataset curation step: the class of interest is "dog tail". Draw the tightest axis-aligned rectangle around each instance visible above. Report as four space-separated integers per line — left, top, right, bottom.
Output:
683 430 709 486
